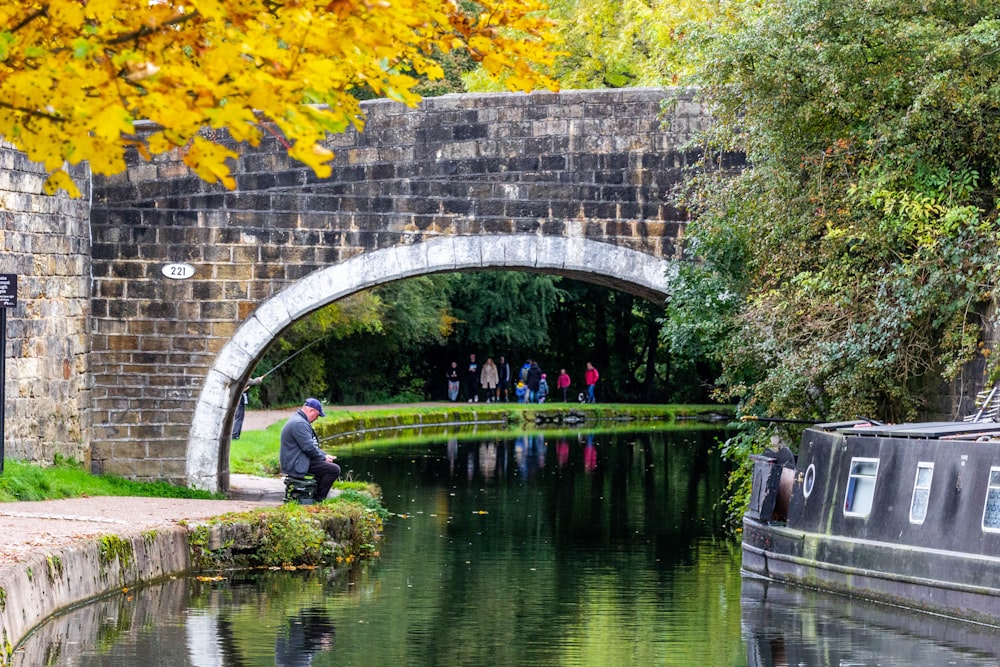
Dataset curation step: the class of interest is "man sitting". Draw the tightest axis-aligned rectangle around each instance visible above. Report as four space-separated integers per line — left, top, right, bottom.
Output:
279 398 341 501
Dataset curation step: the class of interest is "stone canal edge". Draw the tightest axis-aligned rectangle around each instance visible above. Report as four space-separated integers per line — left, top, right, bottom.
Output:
0 490 376 665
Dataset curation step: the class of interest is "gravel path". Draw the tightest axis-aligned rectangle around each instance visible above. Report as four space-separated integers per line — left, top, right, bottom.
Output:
241 408 291 431
0 497 278 567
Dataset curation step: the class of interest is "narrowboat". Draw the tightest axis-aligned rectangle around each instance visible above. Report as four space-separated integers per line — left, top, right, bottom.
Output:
742 417 1000 625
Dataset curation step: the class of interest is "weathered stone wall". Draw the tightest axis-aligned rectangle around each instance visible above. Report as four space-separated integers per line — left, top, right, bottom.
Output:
0 146 91 465
90 88 716 485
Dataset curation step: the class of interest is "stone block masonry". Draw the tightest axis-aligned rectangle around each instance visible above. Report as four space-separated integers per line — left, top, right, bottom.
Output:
89 88 711 489
0 145 92 466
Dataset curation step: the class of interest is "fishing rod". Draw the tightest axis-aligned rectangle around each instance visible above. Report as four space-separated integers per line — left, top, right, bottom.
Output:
257 334 331 380
740 415 885 426
740 416 819 425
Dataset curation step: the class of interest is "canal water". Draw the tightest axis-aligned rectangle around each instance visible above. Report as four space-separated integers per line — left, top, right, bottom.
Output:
13 428 1000 666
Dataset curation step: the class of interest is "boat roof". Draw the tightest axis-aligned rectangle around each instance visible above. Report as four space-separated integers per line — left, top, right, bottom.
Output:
826 421 1000 439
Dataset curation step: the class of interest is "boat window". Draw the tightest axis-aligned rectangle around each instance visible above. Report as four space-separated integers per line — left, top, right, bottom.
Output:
982 468 1000 532
909 462 933 524
844 458 879 518
803 463 816 499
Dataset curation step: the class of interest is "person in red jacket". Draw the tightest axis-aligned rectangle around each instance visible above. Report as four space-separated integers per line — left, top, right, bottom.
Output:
584 362 599 403
556 368 571 402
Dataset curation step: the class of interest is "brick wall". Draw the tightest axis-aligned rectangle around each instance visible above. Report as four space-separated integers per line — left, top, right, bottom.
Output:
0 145 92 465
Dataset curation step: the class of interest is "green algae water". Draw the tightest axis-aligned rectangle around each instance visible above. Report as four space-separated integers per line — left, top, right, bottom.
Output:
14 428 1000 666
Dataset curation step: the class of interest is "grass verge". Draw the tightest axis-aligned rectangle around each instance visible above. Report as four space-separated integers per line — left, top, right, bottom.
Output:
0 456 222 502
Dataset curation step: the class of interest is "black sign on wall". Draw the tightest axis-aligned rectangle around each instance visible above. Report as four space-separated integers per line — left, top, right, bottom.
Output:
0 274 16 309
0 273 13 473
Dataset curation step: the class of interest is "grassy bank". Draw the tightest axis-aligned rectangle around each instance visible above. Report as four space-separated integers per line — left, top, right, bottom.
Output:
0 457 222 502
317 401 726 429
0 403 731 496
190 484 386 568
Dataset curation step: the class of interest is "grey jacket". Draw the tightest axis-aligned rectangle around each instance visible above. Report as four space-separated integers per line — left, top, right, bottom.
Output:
279 409 327 476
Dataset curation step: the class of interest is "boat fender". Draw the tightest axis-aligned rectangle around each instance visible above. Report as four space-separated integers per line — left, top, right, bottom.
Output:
762 447 796 521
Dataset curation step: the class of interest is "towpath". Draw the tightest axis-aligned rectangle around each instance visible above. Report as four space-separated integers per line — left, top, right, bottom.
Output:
0 405 446 567
0 409 329 567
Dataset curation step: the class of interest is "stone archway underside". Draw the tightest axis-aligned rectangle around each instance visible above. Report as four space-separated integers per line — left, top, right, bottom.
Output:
186 234 676 491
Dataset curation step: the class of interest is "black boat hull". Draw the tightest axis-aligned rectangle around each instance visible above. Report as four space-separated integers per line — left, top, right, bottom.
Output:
742 516 1000 625
741 420 1000 625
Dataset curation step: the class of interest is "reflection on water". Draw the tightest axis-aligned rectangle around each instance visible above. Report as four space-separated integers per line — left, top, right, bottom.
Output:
27 430 948 667
17 428 745 666
742 575 1000 666
25 428 1000 665
12 568 359 666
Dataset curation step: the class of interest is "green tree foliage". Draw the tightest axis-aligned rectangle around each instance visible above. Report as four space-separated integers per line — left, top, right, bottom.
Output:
447 272 566 352
461 0 740 91
548 282 703 403
253 293 385 406
322 277 455 403
676 0 1000 426
541 0 739 89
255 272 690 406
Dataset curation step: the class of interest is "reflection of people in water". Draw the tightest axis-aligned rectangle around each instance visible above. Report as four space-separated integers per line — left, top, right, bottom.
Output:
514 435 528 477
479 441 497 480
447 437 458 476
533 434 546 470
583 433 597 472
556 438 569 468
275 606 335 667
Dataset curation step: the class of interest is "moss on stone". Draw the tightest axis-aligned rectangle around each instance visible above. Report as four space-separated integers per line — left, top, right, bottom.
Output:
188 486 385 570
45 555 63 582
98 535 135 580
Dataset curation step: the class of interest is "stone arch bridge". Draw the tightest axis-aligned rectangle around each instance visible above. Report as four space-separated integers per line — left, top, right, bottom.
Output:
5 88 727 492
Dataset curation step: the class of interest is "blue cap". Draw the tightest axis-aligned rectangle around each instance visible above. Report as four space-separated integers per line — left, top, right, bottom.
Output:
304 398 326 417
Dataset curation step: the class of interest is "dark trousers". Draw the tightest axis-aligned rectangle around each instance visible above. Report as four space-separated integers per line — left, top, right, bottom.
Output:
308 458 342 500
231 396 246 439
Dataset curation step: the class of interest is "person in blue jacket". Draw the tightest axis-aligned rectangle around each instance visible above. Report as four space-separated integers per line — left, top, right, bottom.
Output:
279 398 341 501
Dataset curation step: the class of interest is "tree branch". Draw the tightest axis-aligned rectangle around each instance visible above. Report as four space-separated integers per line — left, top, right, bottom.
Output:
102 10 201 47
11 6 48 34
0 100 64 124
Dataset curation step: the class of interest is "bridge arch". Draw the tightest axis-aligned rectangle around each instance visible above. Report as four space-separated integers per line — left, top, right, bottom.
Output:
187 234 675 491
84 87 715 487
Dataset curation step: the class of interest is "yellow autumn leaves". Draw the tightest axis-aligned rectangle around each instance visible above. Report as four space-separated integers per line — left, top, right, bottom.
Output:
0 0 559 196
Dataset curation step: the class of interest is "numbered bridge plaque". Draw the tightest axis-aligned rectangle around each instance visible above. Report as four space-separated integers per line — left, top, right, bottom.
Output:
161 263 196 280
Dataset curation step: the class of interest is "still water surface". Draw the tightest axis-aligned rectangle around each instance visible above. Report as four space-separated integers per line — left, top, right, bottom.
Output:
15 428 1000 666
